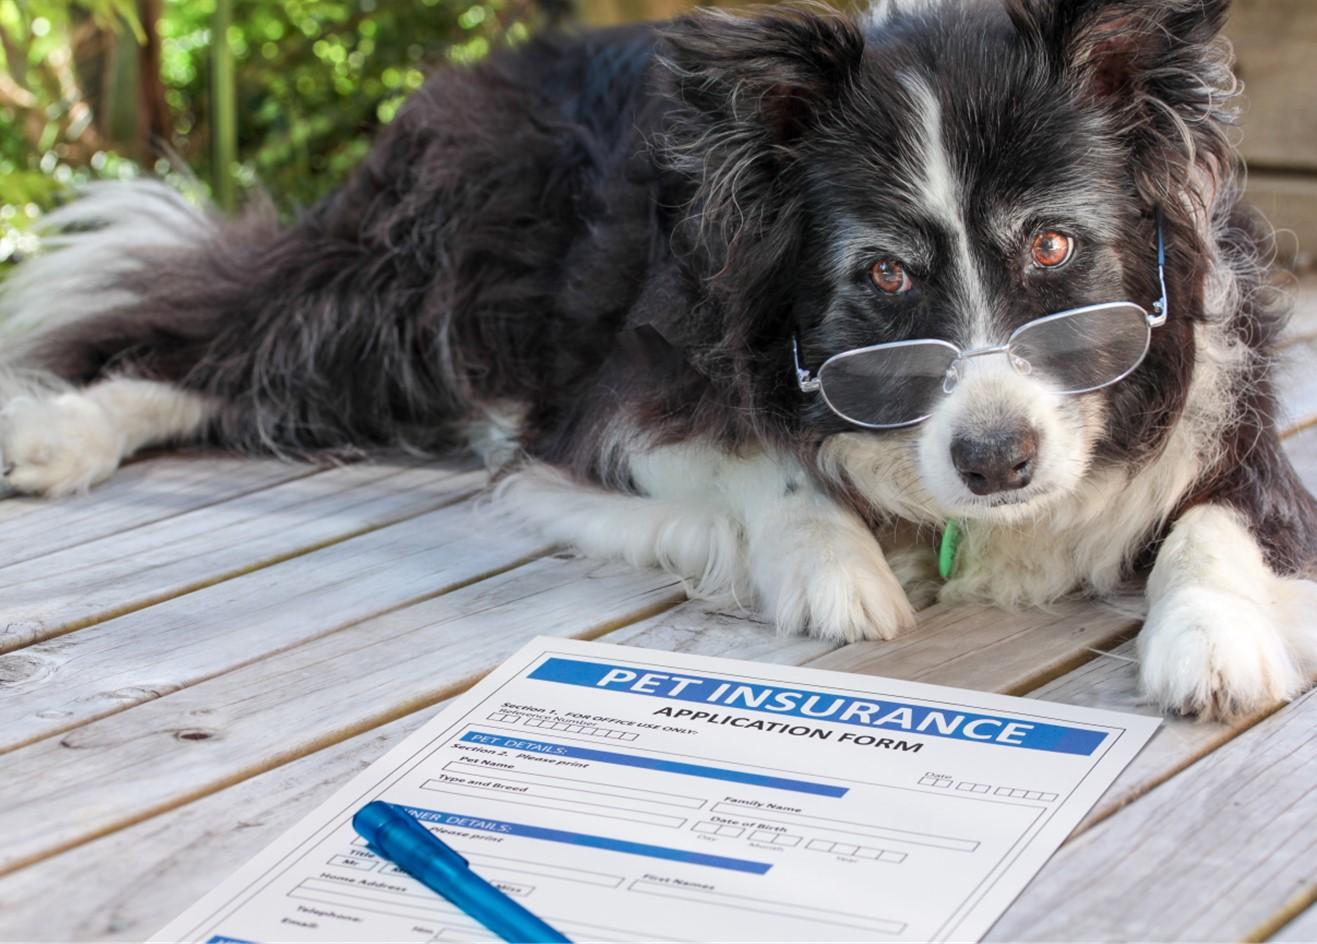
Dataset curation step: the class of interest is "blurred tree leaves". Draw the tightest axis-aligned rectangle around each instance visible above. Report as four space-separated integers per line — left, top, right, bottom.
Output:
1 0 537 265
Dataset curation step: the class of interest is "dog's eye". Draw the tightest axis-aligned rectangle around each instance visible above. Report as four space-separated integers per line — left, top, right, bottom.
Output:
870 258 913 294
1031 231 1074 268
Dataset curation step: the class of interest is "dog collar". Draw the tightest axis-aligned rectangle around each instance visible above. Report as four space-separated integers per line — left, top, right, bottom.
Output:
938 520 962 580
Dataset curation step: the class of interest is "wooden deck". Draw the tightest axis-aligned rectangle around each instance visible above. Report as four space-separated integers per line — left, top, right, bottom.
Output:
0 286 1314 941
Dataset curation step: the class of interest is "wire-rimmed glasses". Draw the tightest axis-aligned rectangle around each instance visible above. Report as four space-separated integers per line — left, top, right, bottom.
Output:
794 212 1169 430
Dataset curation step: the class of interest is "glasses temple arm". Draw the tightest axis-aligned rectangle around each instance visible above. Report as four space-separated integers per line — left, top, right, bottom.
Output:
1149 207 1169 327
792 337 821 393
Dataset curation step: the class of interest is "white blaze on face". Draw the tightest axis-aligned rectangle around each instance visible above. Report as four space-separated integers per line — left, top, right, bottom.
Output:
893 74 1098 518
901 73 994 346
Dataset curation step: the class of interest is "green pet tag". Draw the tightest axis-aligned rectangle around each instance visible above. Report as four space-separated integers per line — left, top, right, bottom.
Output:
938 520 962 580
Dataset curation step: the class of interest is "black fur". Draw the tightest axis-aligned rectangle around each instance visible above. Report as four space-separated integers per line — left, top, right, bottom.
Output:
15 0 1317 576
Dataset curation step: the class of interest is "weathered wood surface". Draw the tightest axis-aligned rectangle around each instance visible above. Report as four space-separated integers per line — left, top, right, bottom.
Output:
0 706 441 940
0 461 481 653
1246 175 1317 268
1230 0 1317 174
1230 0 1317 265
0 453 318 564
806 599 1139 695
0 555 682 874
0 499 551 753
0 284 1313 941
987 688 1317 943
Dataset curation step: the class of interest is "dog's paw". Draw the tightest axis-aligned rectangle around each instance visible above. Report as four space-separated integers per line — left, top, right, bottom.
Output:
0 393 125 497
1137 586 1304 721
767 545 917 643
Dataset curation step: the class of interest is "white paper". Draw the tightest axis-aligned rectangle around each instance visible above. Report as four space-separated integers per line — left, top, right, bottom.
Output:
155 637 1159 944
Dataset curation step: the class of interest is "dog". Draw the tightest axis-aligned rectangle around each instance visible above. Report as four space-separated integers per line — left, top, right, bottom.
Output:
1 0 1314 721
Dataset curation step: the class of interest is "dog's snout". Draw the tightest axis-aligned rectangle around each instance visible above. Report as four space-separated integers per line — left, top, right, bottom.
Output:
951 426 1039 495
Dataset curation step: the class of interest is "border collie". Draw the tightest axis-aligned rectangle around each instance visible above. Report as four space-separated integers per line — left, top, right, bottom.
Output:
1 0 1314 720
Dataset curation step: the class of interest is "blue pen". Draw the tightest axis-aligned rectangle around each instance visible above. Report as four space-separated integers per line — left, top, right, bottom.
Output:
352 801 573 944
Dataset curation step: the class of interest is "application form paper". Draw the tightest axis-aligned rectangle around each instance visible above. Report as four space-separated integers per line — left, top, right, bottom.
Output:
156 637 1160 943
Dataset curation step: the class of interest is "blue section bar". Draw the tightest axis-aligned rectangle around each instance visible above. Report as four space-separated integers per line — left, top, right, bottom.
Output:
400 804 772 874
527 657 1108 756
206 937 260 944
461 731 847 797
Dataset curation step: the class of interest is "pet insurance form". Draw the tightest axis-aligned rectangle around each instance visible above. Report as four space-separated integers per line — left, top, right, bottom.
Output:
156 637 1160 944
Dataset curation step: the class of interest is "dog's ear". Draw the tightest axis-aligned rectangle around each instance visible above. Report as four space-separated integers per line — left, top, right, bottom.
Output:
1008 0 1236 222
659 7 864 142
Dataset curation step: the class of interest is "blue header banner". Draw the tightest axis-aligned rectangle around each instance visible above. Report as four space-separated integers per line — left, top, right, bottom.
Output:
527 657 1107 756
402 804 771 873
461 731 847 796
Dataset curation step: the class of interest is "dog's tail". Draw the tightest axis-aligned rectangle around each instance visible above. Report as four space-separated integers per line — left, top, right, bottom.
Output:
0 180 217 401
0 180 215 335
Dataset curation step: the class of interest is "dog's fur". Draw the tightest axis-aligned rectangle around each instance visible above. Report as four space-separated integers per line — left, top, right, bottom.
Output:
2 0 1315 719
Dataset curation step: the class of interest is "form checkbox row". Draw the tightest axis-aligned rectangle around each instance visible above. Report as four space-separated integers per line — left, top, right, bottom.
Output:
994 787 1059 801
806 840 907 863
514 716 639 739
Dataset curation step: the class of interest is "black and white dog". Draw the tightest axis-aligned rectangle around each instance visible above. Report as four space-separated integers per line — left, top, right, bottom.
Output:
1 0 1314 719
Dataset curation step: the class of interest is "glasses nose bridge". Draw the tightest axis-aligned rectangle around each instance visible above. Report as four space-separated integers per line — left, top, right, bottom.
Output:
943 342 1015 393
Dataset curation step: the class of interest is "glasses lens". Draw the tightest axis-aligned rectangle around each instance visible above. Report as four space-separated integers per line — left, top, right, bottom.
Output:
1008 304 1151 394
817 341 959 427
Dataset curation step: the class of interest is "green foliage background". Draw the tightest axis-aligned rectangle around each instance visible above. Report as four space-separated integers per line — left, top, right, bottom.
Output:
0 0 532 266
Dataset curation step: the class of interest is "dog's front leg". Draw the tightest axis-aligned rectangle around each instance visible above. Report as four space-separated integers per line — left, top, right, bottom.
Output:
1138 504 1317 720
714 453 917 643
499 447 916 642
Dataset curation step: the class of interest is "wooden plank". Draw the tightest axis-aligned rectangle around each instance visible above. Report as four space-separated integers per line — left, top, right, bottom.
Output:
0 501 552 753
0 453 319 563
0 461 483 654
606 598 842 665
0 703 439 942
805 599 1139 694
987 688 1317 942
1245 174 1317 270
0 555 682 875
1230 0 1317 172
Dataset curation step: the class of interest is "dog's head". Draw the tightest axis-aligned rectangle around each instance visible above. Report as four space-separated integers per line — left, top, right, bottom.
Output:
659 0 1235 523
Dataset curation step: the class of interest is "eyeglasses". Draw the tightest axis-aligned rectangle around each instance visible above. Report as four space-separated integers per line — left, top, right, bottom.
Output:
794 211 1169 429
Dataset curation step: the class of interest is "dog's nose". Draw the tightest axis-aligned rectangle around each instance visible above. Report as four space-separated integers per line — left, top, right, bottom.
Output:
951 427 1039 495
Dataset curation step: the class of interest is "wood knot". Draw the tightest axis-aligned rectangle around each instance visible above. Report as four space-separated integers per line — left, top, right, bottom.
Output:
0 654 50 686
174 728 218 742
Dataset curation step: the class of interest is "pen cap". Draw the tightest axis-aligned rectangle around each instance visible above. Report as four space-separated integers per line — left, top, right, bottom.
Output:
353 801 468 871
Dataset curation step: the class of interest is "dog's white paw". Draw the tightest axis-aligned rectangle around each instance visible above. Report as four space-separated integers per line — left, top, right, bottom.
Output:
1137 585 1304 721
765 544 916 643
0 393 125 496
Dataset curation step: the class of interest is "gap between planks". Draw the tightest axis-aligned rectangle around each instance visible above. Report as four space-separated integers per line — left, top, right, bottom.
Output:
0 452 326 566
1265 894 1317 943
0 461 486 656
